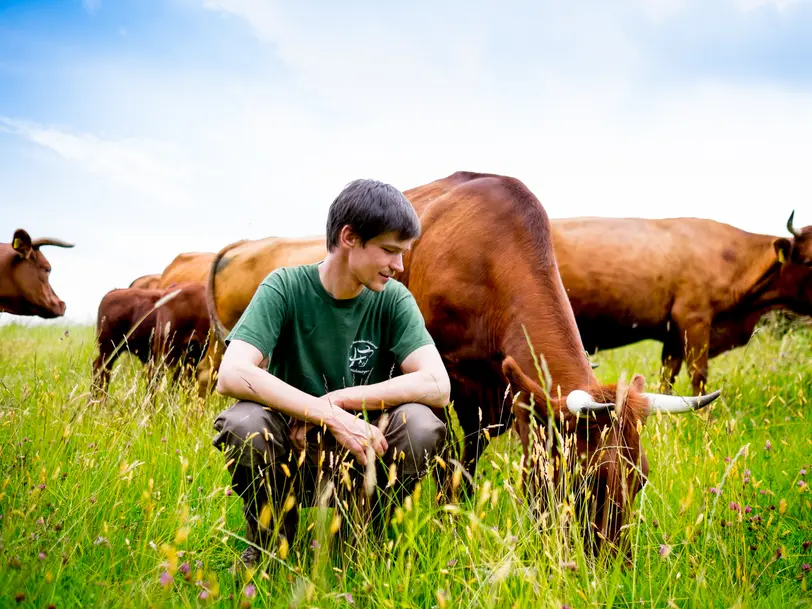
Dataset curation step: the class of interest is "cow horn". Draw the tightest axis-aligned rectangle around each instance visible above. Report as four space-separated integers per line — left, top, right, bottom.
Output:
566 389 615 415
787 210 801 238
643 389 721 414
31 238 75 249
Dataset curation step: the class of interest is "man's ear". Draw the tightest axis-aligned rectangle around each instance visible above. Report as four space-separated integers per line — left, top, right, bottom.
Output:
339 225 360 249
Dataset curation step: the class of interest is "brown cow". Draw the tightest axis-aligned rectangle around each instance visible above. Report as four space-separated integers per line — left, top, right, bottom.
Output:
129 274 161 289
397 172 720 549
553 212 812 394
156 252 215 288
0 229 73 318
93 283 211 394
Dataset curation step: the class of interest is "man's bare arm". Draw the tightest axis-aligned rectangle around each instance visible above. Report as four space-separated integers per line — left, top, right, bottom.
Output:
326 344 451 410
216 339 388 464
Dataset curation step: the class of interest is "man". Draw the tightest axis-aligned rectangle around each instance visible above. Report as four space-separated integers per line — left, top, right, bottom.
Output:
213 179 451 568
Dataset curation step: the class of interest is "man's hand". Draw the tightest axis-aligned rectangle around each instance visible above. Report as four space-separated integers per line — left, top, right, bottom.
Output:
289 420 309 452
328 409 388 467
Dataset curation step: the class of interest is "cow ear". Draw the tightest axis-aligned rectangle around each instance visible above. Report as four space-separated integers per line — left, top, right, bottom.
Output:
502 356 548 404
11 229 33 259
774 238 792 265
630 373 646 393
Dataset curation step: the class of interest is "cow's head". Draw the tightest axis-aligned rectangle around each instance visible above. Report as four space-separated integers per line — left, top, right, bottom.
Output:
502 356 719 553
6 229 74 318
776 211 812 315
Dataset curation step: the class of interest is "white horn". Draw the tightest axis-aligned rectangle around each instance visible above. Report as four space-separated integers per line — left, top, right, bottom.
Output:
644 389 721 414
566 390 615 415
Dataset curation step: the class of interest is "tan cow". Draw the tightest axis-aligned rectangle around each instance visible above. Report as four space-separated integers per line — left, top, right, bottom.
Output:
156 252 215 289
129 274 161 290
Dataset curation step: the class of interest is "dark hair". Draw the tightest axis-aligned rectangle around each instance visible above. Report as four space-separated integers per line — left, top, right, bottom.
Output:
326 179 420 251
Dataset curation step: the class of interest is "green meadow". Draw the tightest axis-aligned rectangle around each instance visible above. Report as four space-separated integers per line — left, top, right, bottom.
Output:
1 318 810 608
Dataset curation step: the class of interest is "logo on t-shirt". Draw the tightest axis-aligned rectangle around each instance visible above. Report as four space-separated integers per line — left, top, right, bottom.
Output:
349 340 378 384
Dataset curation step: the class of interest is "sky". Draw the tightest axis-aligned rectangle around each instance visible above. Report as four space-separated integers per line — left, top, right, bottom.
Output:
1 0 811 326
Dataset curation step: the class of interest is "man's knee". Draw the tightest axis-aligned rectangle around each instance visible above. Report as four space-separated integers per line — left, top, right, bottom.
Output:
212 401 289 466
385 403 447 475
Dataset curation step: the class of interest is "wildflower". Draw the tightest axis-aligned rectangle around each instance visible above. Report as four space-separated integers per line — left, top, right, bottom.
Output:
198 590 209 600
801 469 807 477
94 536 108 546
38 552 46 560
760 490 767 495
744 470 751 476
161 437 167 444
310 539 321 550
803 564 810 573
799 480 807 488
724 456 731 463
659 544 672 558
38 483 46 491
244 584 257 599
36 517 45 525
90 496 97 504
225 488 233 497
343 592 354 605
179 562 190 575
764 440 772 451
195 560 203 569
447 559 457 567
776 548 783 559
709 487 720 495
160 571 173 588
729 502 741 512
745 506 752 514
803 541 811 550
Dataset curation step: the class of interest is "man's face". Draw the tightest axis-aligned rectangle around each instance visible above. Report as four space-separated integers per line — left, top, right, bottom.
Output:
348 231 414 292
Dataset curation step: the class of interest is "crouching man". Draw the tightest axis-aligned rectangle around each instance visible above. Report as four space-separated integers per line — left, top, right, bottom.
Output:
212 178 451 568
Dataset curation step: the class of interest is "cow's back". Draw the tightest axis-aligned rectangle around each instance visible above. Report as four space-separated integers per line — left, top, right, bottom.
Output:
212 236 326 331
157 252 215 288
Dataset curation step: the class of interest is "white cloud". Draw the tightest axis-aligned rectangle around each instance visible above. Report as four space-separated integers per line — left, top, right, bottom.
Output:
83 0 102 15
0 117 193 207
733 0 800 11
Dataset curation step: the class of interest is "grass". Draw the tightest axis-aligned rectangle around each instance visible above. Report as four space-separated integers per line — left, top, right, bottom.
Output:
0 318 810 608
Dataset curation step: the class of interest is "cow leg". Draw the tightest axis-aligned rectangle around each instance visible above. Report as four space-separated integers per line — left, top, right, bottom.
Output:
196 337 224 399
659 334 683 394
672 309 711 395
92 340 116 396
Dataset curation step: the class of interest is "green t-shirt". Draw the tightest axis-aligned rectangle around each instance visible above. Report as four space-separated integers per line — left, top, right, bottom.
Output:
226 262 435 398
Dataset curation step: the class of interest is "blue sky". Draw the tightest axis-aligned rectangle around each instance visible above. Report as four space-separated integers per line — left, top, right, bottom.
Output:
1 0 811 325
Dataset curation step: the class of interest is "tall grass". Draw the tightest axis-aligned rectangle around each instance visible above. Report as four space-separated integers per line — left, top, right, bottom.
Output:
0 318 810 608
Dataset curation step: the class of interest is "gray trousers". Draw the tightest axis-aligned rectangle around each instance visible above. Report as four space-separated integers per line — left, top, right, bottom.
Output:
212 401 446 545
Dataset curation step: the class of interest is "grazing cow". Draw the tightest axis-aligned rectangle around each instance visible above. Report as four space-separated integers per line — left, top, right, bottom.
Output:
0 229 73 318
129 274 161 290
93 283 211 393
156 252 215 289
552 212 812 394
397 172 720 549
